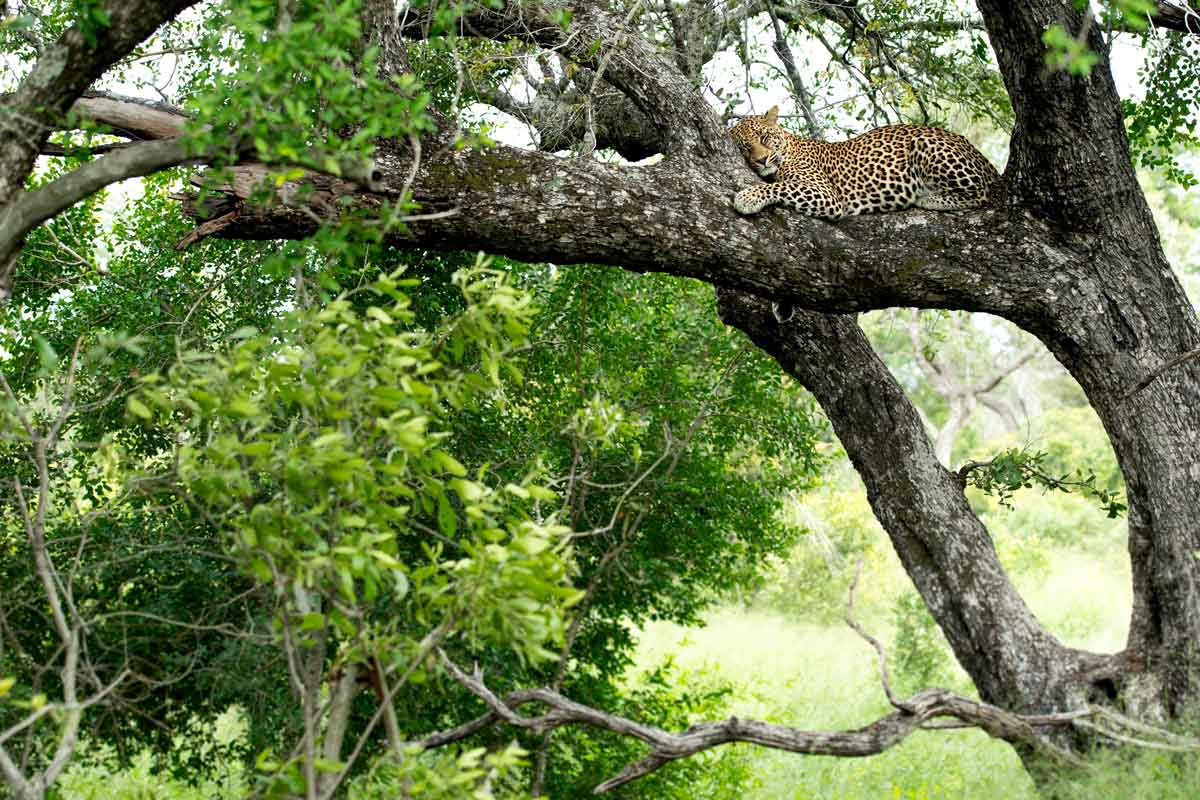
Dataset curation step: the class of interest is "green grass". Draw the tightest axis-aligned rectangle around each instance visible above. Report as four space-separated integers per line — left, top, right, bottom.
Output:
1012 549 1130 653
632 531 1136 800
636 609 1037 800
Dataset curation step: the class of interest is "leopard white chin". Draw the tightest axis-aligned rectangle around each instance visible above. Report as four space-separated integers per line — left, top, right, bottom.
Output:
756 164 778 177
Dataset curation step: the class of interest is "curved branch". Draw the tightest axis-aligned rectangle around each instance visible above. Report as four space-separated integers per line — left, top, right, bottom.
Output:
432 650 1084 795
714 290 1085 708
0 137 199 273
0 0 200 199
973 345 1040 395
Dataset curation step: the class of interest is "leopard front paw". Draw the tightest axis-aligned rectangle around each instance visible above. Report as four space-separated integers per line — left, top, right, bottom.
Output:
733 188 768 215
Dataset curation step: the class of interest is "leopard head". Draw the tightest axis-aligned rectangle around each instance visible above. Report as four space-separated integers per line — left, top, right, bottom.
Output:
730 105 787 178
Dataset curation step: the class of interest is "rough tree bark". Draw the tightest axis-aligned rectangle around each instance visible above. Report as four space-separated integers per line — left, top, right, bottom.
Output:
4 0 1200 786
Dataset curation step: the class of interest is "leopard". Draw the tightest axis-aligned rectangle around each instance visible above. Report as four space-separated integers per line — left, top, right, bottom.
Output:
730 106 999 220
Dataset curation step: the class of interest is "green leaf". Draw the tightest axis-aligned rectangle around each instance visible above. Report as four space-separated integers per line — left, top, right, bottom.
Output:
241 441 272 457
36 337 57 372
313 757 345 774
437 494 457 537
366 306 393 324
127 396 153 420
434 451 468 477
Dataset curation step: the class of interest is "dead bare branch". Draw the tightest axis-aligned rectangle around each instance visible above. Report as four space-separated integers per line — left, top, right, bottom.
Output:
845 558 910 711
431 647 1091 795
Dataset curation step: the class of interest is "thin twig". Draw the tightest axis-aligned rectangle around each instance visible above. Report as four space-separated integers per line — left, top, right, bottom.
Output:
1125 347 1200 399
845 558 911 712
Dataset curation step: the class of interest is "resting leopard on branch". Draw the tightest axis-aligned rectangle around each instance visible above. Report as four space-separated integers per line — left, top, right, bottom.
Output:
730 106 999 220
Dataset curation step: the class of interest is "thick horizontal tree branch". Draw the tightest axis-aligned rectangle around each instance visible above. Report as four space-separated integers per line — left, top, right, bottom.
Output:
9 9 1092 332
175 137 1080 326
71 92 189 140
0 90 189 141
1151 1 1200 34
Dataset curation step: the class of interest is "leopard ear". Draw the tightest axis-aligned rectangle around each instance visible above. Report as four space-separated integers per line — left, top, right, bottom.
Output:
764 105 779 123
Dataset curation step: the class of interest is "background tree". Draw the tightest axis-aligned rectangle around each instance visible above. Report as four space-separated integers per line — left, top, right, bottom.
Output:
864 309 1041 466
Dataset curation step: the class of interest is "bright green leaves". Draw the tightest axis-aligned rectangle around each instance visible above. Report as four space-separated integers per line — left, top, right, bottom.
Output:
72 0 112 48
963 446 1128 518
1044 1 1179 78
184 0 433 189
350 742 528 799
1042 23 1102 76
1124 34 1200 188
563 393 643 451
1103 0 1161 31
139 262 576 674
121 258 577 793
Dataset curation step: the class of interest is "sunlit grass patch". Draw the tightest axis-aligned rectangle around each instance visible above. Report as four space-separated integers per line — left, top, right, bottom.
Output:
1013 547 1131 652
635 609 1036 799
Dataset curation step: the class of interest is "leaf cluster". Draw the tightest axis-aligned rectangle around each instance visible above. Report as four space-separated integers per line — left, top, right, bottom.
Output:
964 446 1127 519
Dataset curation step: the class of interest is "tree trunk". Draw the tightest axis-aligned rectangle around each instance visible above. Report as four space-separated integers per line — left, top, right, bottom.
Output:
977 0 1200 716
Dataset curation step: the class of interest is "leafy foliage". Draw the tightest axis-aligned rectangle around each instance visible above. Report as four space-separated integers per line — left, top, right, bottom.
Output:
890 591 954 695
185 0 433 182
130 266 578 793
963 446 1127 518
1124 34 1200 188
362 261 825 795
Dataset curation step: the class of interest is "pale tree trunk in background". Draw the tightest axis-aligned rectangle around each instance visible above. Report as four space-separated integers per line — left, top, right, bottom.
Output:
904 313 1039 466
